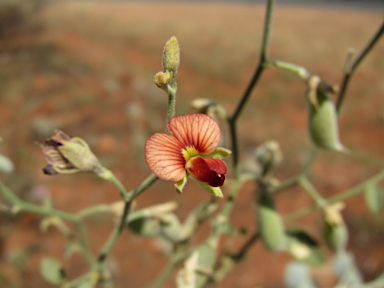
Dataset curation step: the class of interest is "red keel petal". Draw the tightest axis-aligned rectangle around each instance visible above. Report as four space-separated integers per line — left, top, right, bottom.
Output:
188 157 227 187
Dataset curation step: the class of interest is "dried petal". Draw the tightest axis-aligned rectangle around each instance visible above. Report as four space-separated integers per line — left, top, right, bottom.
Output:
145 133 186 181
41 130 102 175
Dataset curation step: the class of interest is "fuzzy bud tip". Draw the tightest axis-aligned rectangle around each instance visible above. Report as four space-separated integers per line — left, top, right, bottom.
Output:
162 36 180 74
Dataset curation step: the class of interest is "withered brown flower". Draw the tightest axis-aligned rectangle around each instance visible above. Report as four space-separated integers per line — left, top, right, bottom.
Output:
42 130 103 175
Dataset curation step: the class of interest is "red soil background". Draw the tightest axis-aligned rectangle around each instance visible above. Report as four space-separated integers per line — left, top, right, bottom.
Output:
0 2 383 287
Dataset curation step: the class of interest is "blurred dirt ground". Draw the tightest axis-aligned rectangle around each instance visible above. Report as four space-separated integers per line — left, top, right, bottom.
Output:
0 1 383 288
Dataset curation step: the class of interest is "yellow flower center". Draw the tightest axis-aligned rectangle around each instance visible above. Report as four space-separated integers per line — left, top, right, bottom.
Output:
181 146 199 162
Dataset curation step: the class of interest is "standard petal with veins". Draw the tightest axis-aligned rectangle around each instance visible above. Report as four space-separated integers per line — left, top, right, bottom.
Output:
167 114 221 154
145 133 186 181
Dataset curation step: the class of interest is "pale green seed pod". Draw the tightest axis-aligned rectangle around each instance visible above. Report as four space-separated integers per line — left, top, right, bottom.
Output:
323 219 349 252
162 36 180 74
0 154 14 174
322 202 348 252
364 182 384 213
257 193 286 252
308 89 345 151
286 227 325 266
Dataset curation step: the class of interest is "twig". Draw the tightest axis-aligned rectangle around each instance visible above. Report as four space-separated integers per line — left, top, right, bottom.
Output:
284 169 384 222
336 20 384 112
228 0 275 178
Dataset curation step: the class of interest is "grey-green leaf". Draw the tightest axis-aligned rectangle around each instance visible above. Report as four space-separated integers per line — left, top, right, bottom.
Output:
40 257 66 284
364 182 384 213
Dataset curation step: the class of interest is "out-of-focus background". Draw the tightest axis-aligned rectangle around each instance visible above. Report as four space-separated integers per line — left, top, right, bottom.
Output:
0 1 383 287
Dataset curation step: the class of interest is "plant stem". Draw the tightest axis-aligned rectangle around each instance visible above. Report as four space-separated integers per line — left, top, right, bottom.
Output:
270 149 318 195
166 80 177 132
79 204 111 219
98 168 129 200
265 60 309 79
336 20 384 112
284 169 384 222
97 173 158 263
75 222 98 268
125 173 158 201
0 182 79 222
148 252 185 288
228 0 275 178
98 201 131 263
230 231 260 261
298 177 327 207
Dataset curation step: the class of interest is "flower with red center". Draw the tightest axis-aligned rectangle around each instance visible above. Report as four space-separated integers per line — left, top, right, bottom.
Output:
145 114 230 197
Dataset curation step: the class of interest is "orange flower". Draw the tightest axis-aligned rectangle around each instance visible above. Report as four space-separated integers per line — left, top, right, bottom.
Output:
145 114 229 193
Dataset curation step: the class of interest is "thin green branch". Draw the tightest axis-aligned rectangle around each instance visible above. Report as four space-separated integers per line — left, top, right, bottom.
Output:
0 182 79 222
75 222 98 268
265 60 309 79
125 173 158 202
166 80 177 126
145 248 186 288
270 149 318 194
298 177 327 207
230 231 260 261
97 173 158 263
284 169 384 222
336 20 384 112
98 201 131 263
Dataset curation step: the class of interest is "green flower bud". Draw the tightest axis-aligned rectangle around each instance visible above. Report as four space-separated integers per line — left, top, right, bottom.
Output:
162 36 180 74
42 130 103 176
154 70 173 90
